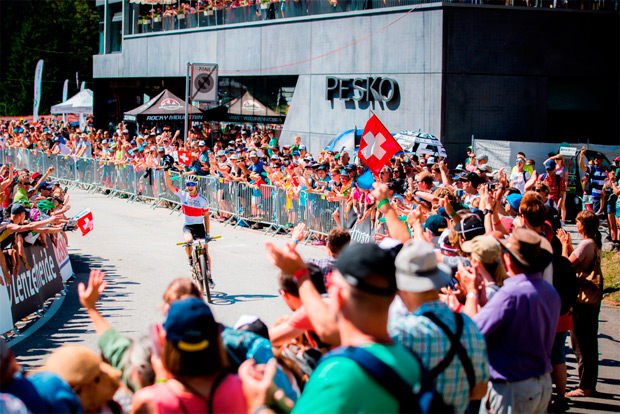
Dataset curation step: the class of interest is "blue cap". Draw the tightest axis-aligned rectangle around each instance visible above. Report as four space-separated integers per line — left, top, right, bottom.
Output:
292 151 300 156
340 169 348 176
163 298 218 352
505 193 523 212
545 160 556 170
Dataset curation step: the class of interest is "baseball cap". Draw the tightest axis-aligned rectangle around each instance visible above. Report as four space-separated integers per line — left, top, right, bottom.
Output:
11 203 27 215
462 235 503 264
454 214 485 241
198 141 206 147
335 243 397 296
478 164 492 173
163 298 218 352
37 181 53 191
216 150 226 156
544 159 556 170
457 172 481 186
615 156 620 162
395 240 452 293
31 172 42 181
423 214 448 237
249 151 258 157
292 151 300 156
505 193 523 212
299 145 307 150
339 169 348 176
157 147 164 153
476 154 489 162
427 157 436 165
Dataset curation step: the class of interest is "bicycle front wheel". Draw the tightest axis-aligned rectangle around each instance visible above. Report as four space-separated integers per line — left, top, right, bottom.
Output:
199 253 211 303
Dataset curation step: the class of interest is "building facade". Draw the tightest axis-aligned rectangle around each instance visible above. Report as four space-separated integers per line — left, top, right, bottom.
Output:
93 0 619 161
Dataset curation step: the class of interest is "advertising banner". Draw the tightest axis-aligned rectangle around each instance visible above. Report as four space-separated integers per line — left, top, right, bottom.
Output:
1 237 64 325
62 79 69 124
33 59 44 123
52 236 73 282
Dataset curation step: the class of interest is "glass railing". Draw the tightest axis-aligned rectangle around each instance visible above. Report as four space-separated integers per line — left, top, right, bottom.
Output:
127 0 618 36
128 0 441 35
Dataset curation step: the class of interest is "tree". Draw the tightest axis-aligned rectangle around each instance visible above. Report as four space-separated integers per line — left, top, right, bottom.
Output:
0 0 98 117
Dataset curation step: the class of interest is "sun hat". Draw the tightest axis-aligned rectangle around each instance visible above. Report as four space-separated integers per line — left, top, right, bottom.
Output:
395 240 452 292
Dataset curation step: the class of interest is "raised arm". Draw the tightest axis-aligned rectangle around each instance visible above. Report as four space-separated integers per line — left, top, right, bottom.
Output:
163 170 178 194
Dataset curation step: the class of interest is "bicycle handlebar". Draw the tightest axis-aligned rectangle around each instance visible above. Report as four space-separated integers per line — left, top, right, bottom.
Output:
176 235 221 246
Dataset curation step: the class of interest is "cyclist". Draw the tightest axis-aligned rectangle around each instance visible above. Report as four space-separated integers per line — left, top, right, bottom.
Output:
163 171 214 288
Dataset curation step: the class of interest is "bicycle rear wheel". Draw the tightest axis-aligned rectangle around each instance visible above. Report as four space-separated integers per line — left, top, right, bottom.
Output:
199 252 211 303
191 249 204 295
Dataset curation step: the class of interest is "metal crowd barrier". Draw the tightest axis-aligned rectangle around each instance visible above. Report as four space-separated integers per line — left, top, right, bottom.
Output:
0 148 378 240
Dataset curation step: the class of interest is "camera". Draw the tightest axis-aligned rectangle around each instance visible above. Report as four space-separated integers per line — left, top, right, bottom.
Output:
62 218 78 232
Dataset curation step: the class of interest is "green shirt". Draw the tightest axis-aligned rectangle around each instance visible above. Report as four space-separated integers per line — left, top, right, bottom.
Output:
98 327 134 391
293 343 421 413
268 138 278 157
511 164 533 177
13 188 30 208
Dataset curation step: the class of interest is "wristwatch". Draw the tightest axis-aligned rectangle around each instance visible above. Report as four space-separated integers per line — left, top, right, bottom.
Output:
483 209 492 216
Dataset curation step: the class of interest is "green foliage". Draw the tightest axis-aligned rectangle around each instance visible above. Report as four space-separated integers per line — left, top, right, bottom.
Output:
0 0 99 117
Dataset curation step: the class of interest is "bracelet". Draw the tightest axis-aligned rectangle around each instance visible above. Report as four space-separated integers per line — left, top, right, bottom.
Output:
293 239 300 244
466 292 478 299
377 199 390 210
252 405 272 414
155 379 167 384
493 221 502 227
456 303 463 313
449 210 457 218
293 268 310 283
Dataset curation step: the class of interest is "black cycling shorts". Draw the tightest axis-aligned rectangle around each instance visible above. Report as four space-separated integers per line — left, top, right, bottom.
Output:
183 224 206 240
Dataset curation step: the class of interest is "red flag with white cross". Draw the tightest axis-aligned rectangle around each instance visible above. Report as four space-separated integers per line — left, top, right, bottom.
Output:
177 150 191 166
75 208 94 236
359 114 401 174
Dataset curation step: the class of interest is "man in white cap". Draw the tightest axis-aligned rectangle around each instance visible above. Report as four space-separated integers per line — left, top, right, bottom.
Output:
389 240 489 413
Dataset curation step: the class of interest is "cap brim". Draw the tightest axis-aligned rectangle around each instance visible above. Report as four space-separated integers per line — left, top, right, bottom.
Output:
395 263 452 293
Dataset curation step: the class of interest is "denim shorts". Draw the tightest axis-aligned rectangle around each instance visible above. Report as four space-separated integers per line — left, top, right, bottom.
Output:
550 332 569 365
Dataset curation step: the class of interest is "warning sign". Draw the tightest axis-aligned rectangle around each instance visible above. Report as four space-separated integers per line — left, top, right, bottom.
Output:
191 63 218 103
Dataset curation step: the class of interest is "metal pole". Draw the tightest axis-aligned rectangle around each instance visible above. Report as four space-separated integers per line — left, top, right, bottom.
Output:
184 62 190 143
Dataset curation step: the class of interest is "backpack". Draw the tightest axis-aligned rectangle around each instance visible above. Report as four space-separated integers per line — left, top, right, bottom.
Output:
323 312 474 414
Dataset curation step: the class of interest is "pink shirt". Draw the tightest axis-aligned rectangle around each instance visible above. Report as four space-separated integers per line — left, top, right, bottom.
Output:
134 374 247 414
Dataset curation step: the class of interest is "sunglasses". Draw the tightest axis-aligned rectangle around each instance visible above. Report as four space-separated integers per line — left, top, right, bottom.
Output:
515 159 524 163
186 182 197 187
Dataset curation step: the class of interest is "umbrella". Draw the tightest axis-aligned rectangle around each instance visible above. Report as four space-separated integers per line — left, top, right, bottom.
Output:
394 130 447 158
324 128 363 152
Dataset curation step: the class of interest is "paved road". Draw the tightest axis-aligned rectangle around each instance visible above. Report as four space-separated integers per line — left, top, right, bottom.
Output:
11 189 620 413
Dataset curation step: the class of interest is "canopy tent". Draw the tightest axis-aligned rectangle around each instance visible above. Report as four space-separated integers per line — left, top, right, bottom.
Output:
225 91 285 124
123 89 204 123
394 131 447 158
50 89 93 114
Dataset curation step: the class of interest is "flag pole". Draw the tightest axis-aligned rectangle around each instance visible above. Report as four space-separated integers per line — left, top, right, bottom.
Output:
369 109 416 165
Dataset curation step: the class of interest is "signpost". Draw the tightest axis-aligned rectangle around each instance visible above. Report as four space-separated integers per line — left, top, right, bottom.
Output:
184 63 218 142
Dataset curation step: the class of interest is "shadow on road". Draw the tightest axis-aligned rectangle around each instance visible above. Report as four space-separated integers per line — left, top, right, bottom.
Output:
209 291 278 306
13 252 133 370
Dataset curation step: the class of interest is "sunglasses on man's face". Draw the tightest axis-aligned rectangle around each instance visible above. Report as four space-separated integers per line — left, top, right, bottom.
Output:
186 182 197 188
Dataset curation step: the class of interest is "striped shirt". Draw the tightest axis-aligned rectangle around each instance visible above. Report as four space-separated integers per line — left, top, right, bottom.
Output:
587 165 606 198
389 301 489 413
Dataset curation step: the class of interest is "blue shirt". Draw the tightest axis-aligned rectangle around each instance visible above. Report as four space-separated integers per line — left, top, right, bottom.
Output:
473 272 560 382
2 371 82 413
248 161 265 177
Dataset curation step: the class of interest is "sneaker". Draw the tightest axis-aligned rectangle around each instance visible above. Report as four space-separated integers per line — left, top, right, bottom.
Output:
208 277 215 290
312 240 326 246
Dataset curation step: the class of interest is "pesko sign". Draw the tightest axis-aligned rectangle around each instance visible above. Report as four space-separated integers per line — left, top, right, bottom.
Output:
326 76 399 103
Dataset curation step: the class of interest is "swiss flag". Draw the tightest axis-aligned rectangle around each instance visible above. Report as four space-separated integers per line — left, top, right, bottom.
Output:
76 208 94 236
177 150 191 166
358 114 401 174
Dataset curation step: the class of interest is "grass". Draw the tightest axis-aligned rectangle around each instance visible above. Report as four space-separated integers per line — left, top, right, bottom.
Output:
602 251 620 305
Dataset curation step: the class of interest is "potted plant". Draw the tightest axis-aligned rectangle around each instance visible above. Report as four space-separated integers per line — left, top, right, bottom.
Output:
260 0 270 10
153 13 161 22
204 6 214 15
177 9 185 19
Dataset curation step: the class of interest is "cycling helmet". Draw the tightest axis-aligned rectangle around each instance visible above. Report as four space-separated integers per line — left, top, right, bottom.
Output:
29 208 43 221
37 199 56 213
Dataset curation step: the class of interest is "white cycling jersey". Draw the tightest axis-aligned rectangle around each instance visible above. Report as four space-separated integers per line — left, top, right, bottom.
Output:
176 189 209 226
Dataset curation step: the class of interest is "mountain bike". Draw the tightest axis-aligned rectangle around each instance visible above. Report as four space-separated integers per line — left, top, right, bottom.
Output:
176 236 220 302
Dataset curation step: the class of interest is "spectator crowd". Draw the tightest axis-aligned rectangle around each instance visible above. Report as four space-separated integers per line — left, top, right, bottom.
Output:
1 116 619 414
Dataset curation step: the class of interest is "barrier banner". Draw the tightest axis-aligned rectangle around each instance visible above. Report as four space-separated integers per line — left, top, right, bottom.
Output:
52 236 74 282
4 237 64 325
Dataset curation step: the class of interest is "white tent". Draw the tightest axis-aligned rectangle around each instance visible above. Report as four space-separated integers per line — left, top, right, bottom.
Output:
51 89 93 114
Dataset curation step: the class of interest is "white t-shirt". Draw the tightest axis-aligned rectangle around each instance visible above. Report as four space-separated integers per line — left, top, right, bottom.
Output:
176 189 209 226
510 170 531 195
